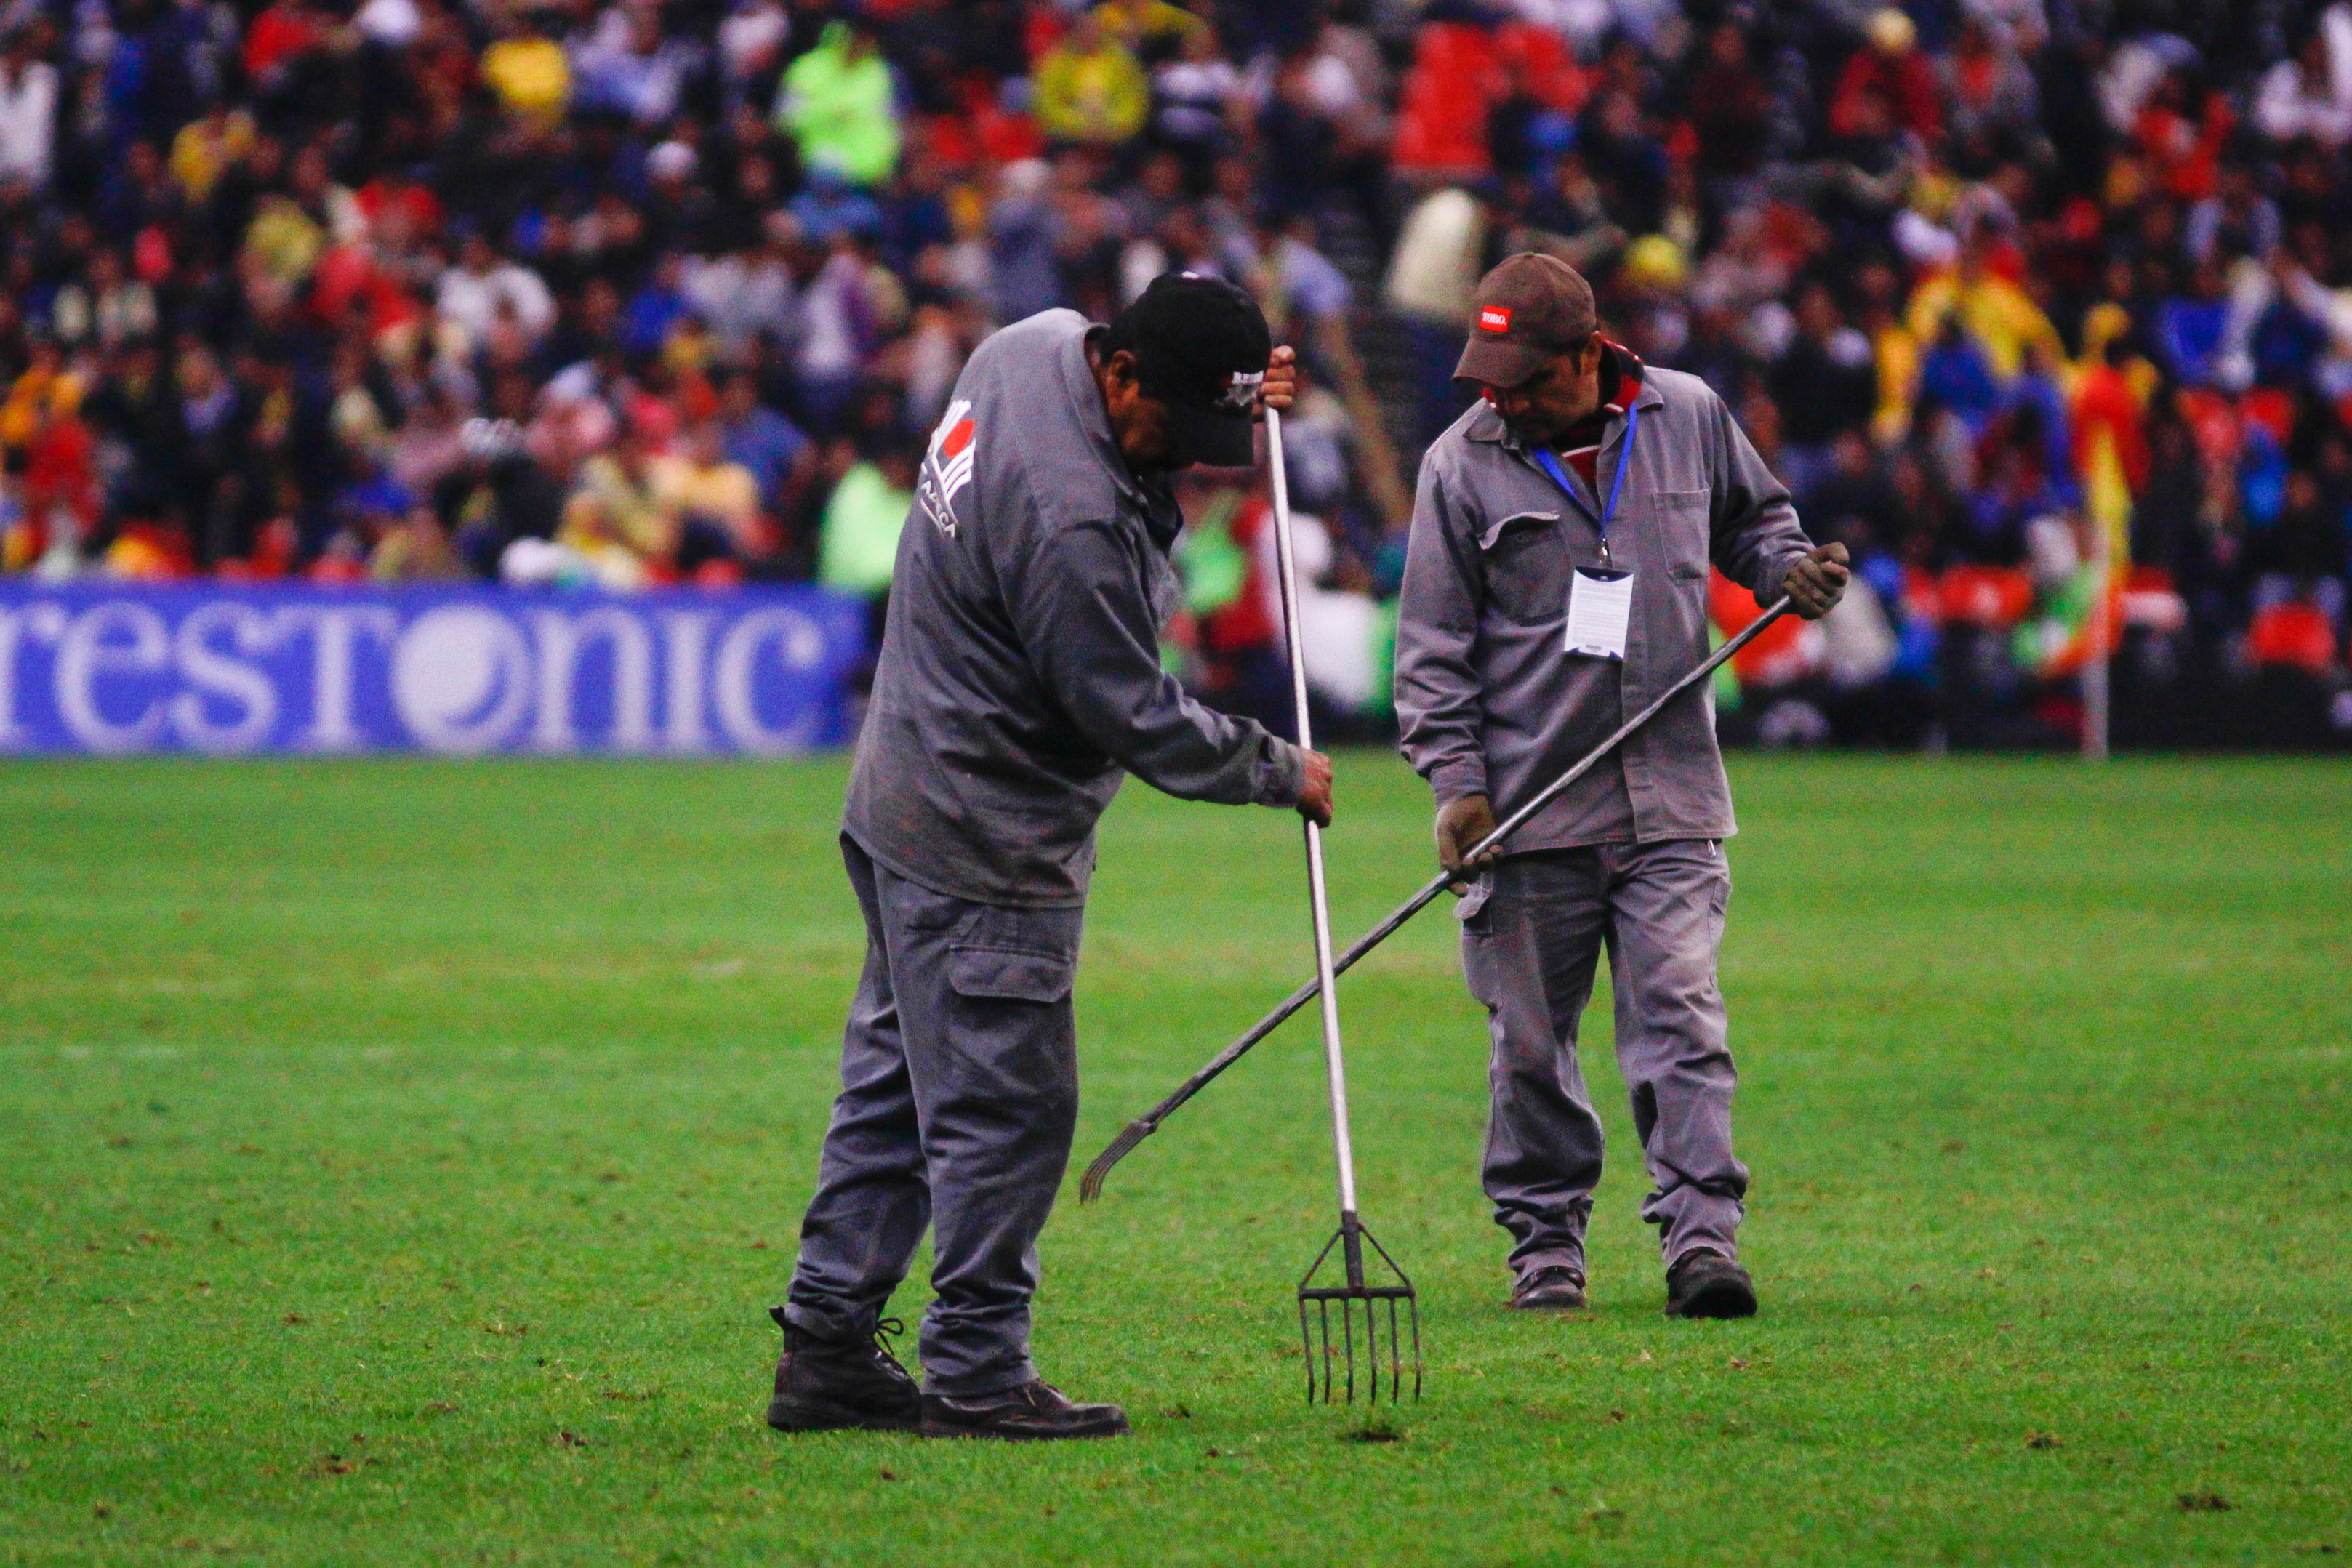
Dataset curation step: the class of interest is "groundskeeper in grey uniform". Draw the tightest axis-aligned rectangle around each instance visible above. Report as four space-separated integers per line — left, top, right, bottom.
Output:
768 275 1332 1440
1395 254 1849 1319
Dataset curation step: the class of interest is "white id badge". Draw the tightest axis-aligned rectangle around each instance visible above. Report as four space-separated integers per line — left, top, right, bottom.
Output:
1565 568 1634 659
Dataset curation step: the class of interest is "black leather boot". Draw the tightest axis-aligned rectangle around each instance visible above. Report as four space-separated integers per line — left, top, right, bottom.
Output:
764 1308 921 1432
1663 1250 1758 1319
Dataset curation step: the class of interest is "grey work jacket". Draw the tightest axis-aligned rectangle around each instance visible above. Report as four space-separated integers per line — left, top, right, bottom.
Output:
1394 366 1814 851
844 309 1304 909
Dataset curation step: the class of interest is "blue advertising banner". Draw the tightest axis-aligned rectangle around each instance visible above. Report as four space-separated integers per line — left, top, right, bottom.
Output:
0 582 868 755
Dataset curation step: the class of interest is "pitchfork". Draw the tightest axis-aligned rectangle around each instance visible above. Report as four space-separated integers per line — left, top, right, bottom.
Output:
1263 407 1421 1405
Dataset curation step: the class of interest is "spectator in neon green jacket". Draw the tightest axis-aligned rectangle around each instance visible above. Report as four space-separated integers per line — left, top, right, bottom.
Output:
773 19 899 188
1033 11 1148 148
819 452 915 598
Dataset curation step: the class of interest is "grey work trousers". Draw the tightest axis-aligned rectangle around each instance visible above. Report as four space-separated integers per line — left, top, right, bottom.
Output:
1459 839 1746 1279
784 834 1083 1396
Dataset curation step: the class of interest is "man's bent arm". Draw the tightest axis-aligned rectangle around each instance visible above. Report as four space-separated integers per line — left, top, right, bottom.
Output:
1703 390 1816 603
1394 459 1490 803
1016 518 1304 806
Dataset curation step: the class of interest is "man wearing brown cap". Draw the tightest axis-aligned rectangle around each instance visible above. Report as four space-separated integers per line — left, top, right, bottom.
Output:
1394 253 1849 1319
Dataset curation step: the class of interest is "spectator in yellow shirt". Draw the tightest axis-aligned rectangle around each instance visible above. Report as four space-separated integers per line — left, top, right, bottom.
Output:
481 8 571 128
559 424 675 584
1092 0 1205 59
0 339 77 454
561 421 768 585
1854 260 1921 444
653 422 767 558
1903 238 2063 382
169 105 254 202
1034 11 1148 148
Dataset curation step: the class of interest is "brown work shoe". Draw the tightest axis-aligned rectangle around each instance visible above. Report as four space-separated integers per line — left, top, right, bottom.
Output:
920 1380 1130 1440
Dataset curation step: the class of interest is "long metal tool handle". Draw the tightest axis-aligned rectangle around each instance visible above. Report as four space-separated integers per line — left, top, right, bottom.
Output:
1265 409 1358 1221
1079 592 1794 1202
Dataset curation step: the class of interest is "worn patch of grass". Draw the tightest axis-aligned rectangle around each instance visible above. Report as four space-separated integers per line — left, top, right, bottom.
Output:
1 754 2347 1565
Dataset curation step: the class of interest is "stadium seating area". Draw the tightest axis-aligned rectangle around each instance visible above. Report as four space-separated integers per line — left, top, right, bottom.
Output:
1 0 2349 744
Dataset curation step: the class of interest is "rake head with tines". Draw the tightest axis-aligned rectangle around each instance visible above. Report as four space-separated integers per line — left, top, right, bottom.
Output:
1298 1211 1420 1404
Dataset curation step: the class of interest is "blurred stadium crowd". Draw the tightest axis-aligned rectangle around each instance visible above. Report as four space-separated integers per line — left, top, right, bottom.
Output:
0 0 2349 744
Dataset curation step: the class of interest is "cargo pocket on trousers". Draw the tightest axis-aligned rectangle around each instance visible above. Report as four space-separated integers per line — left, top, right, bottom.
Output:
942 944 1080 1104
1453 876 1501 1016
947 945 1075 1004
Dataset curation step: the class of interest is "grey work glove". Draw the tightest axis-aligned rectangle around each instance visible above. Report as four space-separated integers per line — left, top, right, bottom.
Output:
1783 542 1852 620
1435 793 1500 893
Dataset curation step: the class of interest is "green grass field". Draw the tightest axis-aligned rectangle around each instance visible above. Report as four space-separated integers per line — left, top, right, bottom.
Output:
2 753 2348 1566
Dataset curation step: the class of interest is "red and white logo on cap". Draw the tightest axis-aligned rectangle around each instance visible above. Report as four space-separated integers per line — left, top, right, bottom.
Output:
1479 306 1512 333
1216 369 1265 414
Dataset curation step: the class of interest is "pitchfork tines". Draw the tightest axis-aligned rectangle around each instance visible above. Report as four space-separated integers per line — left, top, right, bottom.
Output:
1298 1211 1420 1404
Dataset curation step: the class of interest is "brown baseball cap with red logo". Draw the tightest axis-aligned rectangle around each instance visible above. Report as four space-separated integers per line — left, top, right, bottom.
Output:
1453 253 1599 388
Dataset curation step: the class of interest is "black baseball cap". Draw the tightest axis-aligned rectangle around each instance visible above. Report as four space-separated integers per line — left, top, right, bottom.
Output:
1453 253 1598 388
1107 273 1272 467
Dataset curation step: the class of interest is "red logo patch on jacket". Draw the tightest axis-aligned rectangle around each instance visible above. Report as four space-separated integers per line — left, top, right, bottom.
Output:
918 398 976 536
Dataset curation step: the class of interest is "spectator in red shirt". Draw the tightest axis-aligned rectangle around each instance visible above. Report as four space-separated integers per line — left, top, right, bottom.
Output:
1831 9 1943 145
1684 20 1775 198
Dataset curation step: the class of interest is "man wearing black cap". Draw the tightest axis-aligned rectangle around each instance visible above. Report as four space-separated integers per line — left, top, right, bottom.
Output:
768 275 1332 1440
1396 254 1849 1321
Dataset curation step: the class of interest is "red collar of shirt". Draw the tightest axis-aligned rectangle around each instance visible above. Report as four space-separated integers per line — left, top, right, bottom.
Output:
1555 341 1645 488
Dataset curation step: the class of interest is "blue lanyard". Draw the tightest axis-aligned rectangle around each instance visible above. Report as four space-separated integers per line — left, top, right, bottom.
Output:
1530 403 1638 571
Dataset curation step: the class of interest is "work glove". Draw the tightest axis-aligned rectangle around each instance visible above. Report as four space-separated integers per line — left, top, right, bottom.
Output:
1435 793 1500 893
1783 542 1852 620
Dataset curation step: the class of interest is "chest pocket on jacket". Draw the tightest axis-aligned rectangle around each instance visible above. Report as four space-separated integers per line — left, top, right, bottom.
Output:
1478 510 1568 624
1653 490 1711 579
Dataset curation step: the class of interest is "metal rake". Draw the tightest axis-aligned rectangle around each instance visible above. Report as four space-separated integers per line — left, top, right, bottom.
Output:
1264 406 1421 1405
1297 1212 1421 1404
1075 592 1792 1205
